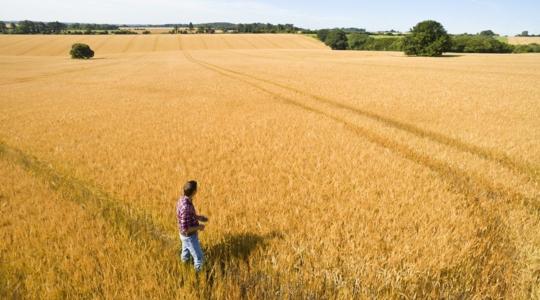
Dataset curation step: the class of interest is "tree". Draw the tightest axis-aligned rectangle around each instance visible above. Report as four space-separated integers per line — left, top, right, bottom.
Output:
316 29 329 42
362 37 403 51
450 35 513 53
324 29 348 50
237 24 245 33
513 43 540 53
189 22 194 31
47 21 66 34
403 20 451 56
479 30 496 36
16 20 36 34
70 43 94 59
0 21 6 33
348 33 370 50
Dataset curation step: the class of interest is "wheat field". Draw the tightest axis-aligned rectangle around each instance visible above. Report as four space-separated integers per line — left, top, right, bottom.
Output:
508 36 540 45
1 34 539 299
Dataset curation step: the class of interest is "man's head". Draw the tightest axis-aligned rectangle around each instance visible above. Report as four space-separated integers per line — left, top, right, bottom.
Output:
183 180 198 198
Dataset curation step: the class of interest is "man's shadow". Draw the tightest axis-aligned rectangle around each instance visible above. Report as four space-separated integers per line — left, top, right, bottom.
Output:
204 231 282 271
187 231 282 298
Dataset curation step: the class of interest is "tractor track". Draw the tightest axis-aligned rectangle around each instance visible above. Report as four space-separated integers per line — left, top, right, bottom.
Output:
0 54 147 86
219 35 234 49
0 36 36 51
223 50 540 78
92 35 113 52
121 35 137 53
240 35 259 49
0 141 175 248
187 53 540 185
182 50 522 294
200 36 209 50
259 35 282 49
182 51 539 216
16 38 54 56
151 35 159 52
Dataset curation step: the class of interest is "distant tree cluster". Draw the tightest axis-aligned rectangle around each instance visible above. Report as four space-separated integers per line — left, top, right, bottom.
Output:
449 30 539 53
162 22 307 34
324 30 348 50
67 23 119 31
340 28 368 33
196 26 215 34
517 31 540 37
67 30 110 35
0 20 312 35
479 30 497 37
349 33 403 51
7 20 67 34
236 23 300 33
316 21 540 55
319 27 399 36
318 29 403 51
163 22 307 34
0 20 119 34
512 43 540 53
112 29 138 35
316 29 345 50
318 30 403 51
450 35 513 53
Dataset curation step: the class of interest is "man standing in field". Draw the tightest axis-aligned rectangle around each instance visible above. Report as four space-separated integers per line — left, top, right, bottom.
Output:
176 180 208 272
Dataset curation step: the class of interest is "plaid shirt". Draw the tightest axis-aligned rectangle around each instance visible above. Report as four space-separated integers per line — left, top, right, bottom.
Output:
176 195 199 235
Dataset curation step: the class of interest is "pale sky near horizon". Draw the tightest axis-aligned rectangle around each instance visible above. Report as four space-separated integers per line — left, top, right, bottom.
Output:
2 0 539 35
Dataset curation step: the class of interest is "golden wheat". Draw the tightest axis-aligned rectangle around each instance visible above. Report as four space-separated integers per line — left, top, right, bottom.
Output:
0 34 539 299
0 34 326 56
508 36 540 45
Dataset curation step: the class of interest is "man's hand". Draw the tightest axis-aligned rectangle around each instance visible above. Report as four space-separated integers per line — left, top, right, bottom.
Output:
183 224 205 235
197 215 209 222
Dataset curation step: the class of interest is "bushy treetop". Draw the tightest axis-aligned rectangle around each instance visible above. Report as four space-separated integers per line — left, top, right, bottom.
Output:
70 43 94 59
324 29 348 50
403 20 451 56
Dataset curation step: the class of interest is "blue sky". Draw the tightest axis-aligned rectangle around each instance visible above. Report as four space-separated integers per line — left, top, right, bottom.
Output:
2 0 539 35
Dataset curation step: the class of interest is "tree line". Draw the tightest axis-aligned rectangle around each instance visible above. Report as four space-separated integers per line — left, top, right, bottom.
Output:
235 23 302 33
170 22 306 34
0 20 308 35
0 20 119 34
317 21 540 55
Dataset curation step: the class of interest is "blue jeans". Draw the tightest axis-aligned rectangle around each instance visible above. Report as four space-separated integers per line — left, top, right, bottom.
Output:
180 233 204 272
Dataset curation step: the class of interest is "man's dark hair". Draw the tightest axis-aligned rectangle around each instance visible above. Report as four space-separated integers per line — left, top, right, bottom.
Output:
183 180 198 197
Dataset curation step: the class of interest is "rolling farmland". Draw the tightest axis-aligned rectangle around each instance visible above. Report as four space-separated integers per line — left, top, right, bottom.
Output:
508 36 540 45
0 34 326 56
1 34 539 299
